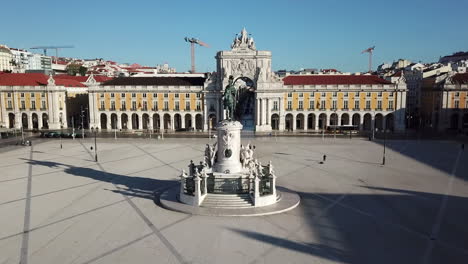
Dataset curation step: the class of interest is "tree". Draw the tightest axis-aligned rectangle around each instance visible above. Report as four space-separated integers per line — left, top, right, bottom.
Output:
66 63 81 76
79 66 88 76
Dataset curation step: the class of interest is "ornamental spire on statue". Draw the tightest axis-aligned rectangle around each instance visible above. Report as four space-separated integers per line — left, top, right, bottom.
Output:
231 27 256 51
223 75 237 120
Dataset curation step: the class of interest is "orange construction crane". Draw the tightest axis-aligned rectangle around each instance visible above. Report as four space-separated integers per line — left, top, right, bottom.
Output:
184 37 209 73
361 46 375 73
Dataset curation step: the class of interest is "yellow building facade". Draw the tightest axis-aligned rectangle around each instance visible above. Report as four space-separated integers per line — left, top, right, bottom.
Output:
88 77 206 131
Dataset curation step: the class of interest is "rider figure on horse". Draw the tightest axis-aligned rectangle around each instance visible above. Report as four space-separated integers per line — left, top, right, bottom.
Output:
223 75 237 120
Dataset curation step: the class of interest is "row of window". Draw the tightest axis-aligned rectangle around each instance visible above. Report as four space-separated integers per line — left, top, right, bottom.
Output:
453 100 468 108
287 92 393 98
6 100 47 110
285 100 394 111
100 93 202 98
6 92 46 98
99 100 202 111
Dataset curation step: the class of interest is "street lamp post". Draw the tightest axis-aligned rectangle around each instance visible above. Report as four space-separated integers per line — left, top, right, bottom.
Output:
72 116 75 140
333 111 337 140
59 118 63 149
94 127 98 162
321 116 325 141
91 127 98 162
80 105 85 139
382 129 387 165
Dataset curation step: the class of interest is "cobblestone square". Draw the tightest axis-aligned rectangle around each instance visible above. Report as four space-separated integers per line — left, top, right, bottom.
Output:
0 137 467 264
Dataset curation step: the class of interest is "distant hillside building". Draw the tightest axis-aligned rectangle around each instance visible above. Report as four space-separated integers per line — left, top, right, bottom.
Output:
0 45 13 72
439 51 468 64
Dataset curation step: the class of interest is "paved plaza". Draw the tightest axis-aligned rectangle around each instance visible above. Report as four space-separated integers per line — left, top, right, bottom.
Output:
0 136 467 264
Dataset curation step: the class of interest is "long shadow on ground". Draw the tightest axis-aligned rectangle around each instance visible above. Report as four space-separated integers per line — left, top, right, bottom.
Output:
24 159 468 264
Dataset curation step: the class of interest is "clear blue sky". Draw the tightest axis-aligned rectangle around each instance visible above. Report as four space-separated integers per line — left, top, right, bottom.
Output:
2 0 467 73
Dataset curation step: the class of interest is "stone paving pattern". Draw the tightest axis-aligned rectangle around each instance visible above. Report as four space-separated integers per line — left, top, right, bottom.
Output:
0 137 467 264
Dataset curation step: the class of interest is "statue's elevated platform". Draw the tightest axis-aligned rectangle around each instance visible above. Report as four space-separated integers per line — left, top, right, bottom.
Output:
173 119 300 212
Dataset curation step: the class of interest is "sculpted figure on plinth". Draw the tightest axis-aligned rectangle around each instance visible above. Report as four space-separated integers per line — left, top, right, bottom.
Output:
223 75 237 120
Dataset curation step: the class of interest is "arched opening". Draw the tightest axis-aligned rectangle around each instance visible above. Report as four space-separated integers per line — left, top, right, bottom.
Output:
363 113 372 131
100 113 107 129
163 114 171 130
385 114 394 131
174 114 181 130
450 113 459 129
142 113 150 129
22 113 28 129
330 113 338 126
131 113 139 129
208 114 217 130
307 114 315 130
296 114 305 130
352 114 360 128
318 113 327 130
32 113 39 129
233 77 255 130
271 114 279 130
341 113 350 126
375 113 384 131
185 114 192 130
42 113 49 129
195 114 203 130
153 114 160 130
111 113 118 129
285 114 293 131
463 113 468 129
121 113 128 129
8 113 15 128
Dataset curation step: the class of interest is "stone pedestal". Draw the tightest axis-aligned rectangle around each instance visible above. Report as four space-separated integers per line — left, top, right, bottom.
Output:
214 120 243 174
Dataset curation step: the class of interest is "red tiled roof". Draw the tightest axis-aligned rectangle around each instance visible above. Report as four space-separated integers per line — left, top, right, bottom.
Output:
54 75 88 82
54 74 113 83
0 73 86 87
283 75 392 85
392 71 402 77
452 73 468 84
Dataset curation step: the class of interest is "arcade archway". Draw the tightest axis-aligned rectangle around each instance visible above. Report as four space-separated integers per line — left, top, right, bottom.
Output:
233 77 255 130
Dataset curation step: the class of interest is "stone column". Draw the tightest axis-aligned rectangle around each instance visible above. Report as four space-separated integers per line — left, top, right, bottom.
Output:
138 114 143 130
38 114 43 130
203 99 208 131
304 114 309 130
194 175 202 206
181 114 185 129
28 113 33 130
292 114 297 131
117 114 122 129
0 93 5 128
107 115 111 130
255 98 260 126
315 115 319 130
170 114 175 131
253 175 260 205
262 99 267 126
191 114 196 130
270 174 277 197
266 99 270 125
149 116 153 130
279 98 285 131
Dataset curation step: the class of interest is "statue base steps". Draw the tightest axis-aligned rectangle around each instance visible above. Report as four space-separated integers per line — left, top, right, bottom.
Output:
201 194 253 208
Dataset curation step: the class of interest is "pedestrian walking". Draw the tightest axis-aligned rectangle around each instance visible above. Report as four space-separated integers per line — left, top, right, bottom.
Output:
323 155 327 162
